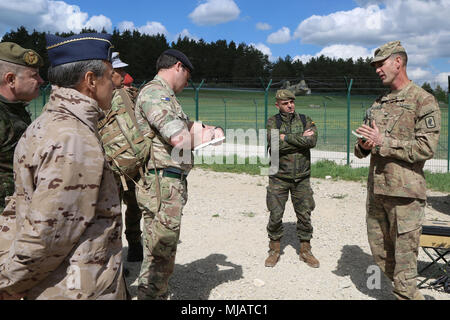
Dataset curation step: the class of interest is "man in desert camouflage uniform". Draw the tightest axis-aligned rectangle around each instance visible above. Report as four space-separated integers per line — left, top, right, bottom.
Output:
134 49 224 299
265 89 320 268
354 41 441 300
0 33 126 300
0 42 44 213
108 52 143 262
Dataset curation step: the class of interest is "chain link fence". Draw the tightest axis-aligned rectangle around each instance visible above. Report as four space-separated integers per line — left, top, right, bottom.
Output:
27 78 449 173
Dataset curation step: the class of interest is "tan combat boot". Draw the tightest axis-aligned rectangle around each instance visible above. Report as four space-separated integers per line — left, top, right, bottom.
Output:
265 240 281 267
299 240 320 268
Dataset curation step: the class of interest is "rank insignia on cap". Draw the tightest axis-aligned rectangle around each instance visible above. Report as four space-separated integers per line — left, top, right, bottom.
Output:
23 51 39 66
425 116 436 129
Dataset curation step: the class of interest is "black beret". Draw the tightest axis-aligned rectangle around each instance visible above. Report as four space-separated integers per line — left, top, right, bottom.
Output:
163 49 194 73
46 33 114 67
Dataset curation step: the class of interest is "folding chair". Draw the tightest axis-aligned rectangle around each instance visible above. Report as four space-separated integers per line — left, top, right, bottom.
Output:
418 220 450 291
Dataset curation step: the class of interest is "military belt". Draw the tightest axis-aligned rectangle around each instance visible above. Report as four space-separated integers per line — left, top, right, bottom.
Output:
148 167 188 180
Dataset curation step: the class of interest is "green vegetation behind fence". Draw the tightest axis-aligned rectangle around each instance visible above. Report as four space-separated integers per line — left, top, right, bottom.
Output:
28 86 449 172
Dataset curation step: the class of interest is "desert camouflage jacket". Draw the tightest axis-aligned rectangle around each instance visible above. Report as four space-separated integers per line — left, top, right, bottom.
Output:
267 111 317 180
0 86 126 299
354 81 441 200
135 75 193 173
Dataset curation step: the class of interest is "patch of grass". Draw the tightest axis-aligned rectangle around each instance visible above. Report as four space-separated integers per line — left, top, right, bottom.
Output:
196 157 449 193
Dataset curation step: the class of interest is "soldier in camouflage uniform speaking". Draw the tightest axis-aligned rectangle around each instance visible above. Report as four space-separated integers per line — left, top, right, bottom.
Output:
265 89 320 268
354 41 441 300
0 42 44 213
134 49 224 299
0 33 127 300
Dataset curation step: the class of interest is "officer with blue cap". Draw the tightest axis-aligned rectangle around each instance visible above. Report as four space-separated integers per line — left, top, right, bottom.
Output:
0 33 127 300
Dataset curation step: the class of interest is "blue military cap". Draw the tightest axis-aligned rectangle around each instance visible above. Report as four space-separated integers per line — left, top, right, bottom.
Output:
163 49 194 73
46 33 114 67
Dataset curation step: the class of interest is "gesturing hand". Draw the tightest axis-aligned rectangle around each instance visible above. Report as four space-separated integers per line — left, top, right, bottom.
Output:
355 120 383 147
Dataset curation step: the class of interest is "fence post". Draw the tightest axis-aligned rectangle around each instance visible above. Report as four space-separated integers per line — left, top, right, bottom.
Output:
263 79 272 130
346 78 354 166
190 79 204 121
253 99 258 132
138 80 147 89
323 101 327 144
223 98 227 130
262 79 272 156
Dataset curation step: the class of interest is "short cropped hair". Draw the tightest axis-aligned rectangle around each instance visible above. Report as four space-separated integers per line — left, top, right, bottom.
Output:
391 52 408 66
47 60 107 88
156 54 179 73
0 60 26 85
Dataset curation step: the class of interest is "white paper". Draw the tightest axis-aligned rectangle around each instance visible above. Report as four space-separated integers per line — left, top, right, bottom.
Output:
193 136 225 151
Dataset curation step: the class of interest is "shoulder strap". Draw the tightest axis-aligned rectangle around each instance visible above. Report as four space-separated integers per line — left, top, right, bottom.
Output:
275 113 282 129
298 113 307 129
118 88 142 137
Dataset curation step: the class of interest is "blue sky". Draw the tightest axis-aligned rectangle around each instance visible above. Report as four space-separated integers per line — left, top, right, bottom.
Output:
1 0 450 88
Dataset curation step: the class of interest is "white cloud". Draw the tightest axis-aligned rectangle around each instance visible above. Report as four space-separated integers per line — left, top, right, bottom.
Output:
117 20 168 37
0 0 113 34
434 72 450 89
256 22 271 30
138 22 169 37
118 21 135 32
293 44 371 64
293 0 450 86
293 54 314 64
267 27 291 44
250 42 275 62
85 15 112 32
174 29 199 42
189 0 240 26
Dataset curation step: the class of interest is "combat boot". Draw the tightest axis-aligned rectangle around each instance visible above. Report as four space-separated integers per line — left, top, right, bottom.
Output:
265 240 281 267
299 240 320 268
127 242 143 262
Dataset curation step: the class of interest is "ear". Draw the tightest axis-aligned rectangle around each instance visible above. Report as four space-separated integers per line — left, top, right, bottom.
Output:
275 102 280 110
4 72 16 87
84 71 97 93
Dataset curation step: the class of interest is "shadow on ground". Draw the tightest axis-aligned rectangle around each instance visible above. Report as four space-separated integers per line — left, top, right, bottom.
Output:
124 251 243 300
427 195 450 216
333 244 394 300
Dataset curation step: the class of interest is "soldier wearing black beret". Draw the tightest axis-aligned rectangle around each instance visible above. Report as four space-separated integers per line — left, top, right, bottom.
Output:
0 42 44 213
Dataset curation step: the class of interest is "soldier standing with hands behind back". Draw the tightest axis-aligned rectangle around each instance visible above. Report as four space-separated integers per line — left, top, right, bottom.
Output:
265 89 320 269
0 42 44 213
354 41 441 300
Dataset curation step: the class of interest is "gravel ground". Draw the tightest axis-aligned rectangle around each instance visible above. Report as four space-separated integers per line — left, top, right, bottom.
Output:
123 168 450 300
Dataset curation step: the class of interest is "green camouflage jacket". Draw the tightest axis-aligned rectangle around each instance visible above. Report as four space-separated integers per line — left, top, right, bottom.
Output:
0 95 31 210
135 75 193 173
354 81 441 200
267 112 317 180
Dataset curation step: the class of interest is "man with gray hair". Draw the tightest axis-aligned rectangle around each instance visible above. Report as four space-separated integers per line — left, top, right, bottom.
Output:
0 33 127 300
354 40 441 300
0 42 44 213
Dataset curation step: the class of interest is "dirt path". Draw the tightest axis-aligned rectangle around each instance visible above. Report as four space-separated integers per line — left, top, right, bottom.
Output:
123 168 450 300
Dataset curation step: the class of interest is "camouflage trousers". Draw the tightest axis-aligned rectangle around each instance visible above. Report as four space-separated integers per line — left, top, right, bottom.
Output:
266 176 315 241
366 192 425 300
120 179 143 245
135 171 187 300
0 173 15 214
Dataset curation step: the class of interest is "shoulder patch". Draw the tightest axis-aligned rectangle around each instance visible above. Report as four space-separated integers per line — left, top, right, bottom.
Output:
161 97 171 102
425 116 436 129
